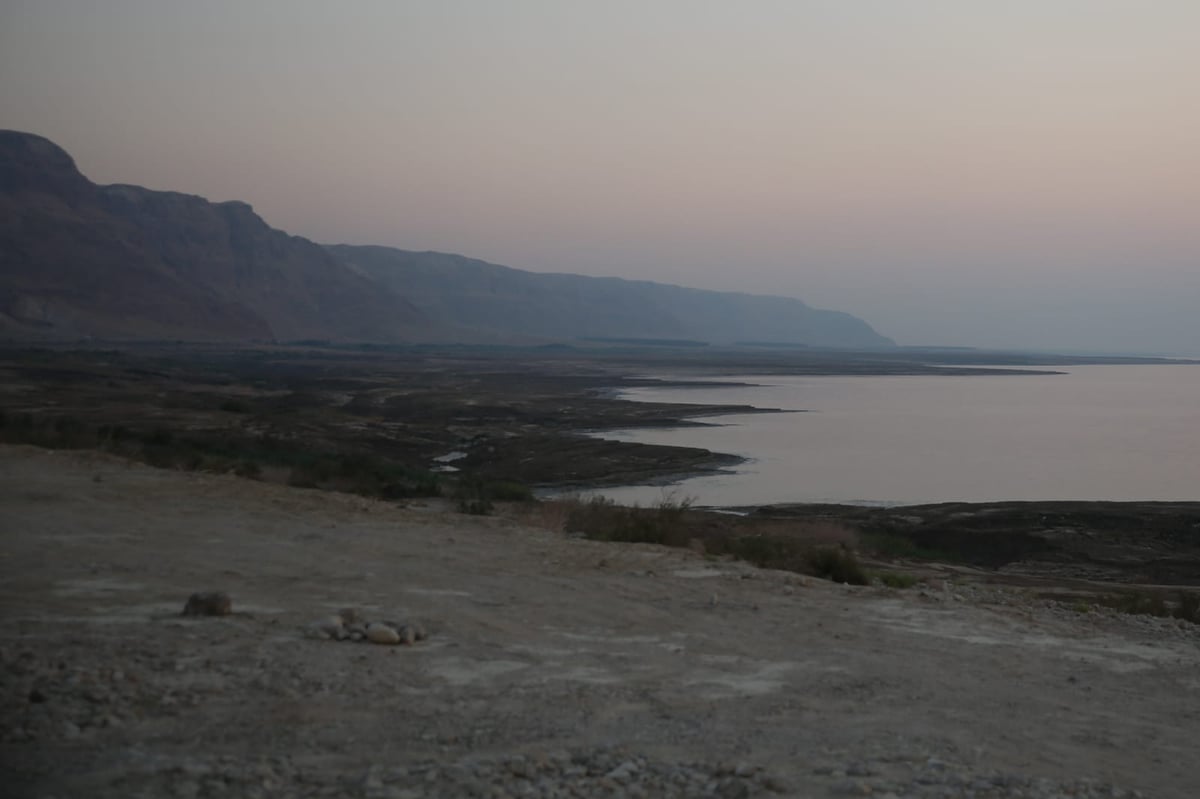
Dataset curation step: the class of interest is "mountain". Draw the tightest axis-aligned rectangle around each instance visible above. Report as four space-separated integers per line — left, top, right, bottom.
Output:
326 245 894 348
0 130 432 342
1 130 892 348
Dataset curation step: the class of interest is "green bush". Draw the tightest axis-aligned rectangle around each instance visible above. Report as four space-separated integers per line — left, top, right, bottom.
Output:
453 475 494 515
877 571 919 589
566 495 694 547
486 480 535 502
807 546 870 585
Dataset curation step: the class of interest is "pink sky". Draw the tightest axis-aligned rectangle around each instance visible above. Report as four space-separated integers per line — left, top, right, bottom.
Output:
2 1 1197 351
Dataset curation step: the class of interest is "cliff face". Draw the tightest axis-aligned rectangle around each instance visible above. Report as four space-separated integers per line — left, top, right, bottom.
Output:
2 130 892 348
327 245 895 349
0 130 427 342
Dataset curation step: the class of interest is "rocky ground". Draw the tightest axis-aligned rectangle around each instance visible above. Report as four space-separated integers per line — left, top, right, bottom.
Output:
2 445 1198 798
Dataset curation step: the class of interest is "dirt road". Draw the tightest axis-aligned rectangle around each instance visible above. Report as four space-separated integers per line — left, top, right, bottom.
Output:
1 445 1197 798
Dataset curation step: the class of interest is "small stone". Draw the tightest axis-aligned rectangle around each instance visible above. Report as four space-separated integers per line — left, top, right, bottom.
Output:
367 623 401 645
338 607 365 626
397 625 417 645
181 591 232 617
309 617 344 639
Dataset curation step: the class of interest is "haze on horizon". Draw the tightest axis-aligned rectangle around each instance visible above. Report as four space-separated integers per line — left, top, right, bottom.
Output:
2 1 1197 354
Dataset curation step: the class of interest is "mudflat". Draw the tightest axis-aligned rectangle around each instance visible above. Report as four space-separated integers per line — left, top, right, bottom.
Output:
2 445 1198 798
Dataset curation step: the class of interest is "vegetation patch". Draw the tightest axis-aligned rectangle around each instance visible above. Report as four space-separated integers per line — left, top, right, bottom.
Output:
453 475 535 515
1097 589 1200 624
876 571 920 589
563 495 869 584
0 411 441 501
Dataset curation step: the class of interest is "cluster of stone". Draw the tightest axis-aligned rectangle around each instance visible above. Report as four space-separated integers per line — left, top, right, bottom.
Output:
811 756 1145 799
357 748 787 799
308 607 427 646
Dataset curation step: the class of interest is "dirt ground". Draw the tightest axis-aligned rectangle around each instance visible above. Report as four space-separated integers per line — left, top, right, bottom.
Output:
2 445 1197 798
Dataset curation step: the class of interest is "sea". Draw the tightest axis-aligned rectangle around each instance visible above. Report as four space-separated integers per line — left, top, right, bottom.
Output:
580 364 1200 508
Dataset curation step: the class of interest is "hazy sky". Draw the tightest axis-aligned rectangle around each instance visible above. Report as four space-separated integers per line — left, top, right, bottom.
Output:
2 1 1197 352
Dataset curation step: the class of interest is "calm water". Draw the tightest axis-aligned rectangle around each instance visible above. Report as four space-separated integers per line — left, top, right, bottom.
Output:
585 365 1200 507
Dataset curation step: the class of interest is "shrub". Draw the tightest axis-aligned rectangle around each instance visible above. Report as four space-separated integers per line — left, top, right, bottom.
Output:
807 546 869 585
286 466 322 489
862 532 957 563
877 571 919 589
724 535 810 572
234 460 262 479
1174 591 1199 624
454 475 493 515
565 494 695 547
486 480 535 503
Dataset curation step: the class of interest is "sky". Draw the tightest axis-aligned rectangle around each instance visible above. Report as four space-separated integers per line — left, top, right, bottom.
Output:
2 1 1198 352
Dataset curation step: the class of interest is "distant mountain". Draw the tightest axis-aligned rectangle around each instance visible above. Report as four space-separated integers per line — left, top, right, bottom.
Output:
0 130 434 342
1 130 892 348
327 245 894 348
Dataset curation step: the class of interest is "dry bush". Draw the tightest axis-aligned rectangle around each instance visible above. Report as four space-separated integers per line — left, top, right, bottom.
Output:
507 497 581 533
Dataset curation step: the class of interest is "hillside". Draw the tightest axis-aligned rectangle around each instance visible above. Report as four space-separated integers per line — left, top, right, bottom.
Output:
328 245 894 348
1 130 891 348
2 444 1195 798
0 131 434 343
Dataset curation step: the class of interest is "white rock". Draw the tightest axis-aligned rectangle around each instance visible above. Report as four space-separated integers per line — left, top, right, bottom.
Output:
308 616 344 639
367 623 401 645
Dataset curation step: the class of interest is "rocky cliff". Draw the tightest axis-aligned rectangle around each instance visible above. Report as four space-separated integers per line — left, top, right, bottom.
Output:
2 130 892 348
327 245 894 348
0 130 429 342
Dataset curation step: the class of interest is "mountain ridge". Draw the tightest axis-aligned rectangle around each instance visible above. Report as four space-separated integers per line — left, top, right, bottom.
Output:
326 244 894 348
1 129 892 348
0 130 435 343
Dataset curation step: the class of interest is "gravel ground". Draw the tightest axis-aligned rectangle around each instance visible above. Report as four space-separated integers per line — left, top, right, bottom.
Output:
1 445 1197 798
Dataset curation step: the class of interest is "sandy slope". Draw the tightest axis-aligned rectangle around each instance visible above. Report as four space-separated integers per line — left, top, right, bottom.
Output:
1 445 1197 798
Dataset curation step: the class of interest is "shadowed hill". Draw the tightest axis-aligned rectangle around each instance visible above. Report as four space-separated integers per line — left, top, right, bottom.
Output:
327 245 894 348
0 130 434 343
2 130 891 348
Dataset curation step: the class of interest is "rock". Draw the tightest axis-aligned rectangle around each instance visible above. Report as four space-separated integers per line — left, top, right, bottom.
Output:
367 623 401 645
397 625 417 646
309 616 344 639
182 591 232 617
338 607 365 626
